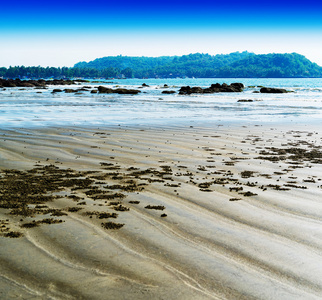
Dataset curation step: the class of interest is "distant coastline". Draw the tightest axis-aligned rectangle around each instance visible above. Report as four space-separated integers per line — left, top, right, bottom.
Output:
1 52 322 79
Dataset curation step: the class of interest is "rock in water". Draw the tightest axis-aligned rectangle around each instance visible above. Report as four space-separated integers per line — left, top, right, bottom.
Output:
179 83 244 95
260 87 287 93
162 90 176 94
98 86 140 94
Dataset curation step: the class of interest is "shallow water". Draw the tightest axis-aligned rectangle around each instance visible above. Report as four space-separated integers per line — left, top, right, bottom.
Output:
1 78 322 128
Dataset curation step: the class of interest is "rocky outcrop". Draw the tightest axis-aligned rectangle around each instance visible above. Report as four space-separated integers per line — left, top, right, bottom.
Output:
0 78 78 88
260 87 287 93
64 89 77 93
97 86 113 93
238 99 253 102
0 79 18 87
48 79 75 85
162 90 176 94
179 83 244 95
230 83 244 89
74 79 90 83
181 87 203 94
98 86 141 94
114 88 141 94
17 82 36 87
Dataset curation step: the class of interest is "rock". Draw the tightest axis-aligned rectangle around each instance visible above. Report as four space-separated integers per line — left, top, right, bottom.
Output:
74 79 90 83
231 82 244 89
114 88 141 94
142 83 149 87
205 86 237 93
98 86 140 94
98 86 113 93
0 79 16 87
52 89 63 93
238 99 253 102
91 90 98 94
0 78 77 88
4 82 16 87
179 86 205 95
16 82 35 87
162 90 176 94
179 83 244 95
50 79 75 85
191 87 204 93
64 89 77 93
260 87 287 93
178 86 191 95
210 83 221 89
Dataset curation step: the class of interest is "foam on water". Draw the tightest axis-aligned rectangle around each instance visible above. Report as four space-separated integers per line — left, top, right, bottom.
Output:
1 78 322 129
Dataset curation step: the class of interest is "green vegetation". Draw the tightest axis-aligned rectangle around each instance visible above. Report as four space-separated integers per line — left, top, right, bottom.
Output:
1 52 322 79
74 52 253 78
0 66 119 79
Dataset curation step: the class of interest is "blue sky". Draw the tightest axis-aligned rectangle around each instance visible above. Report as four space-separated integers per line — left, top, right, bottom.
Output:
1 0 322 67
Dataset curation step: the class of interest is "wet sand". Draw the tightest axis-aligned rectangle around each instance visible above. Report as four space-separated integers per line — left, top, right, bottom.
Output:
1 123 322 299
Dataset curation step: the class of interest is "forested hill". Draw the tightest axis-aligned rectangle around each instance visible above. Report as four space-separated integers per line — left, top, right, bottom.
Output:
1 52 322 79
74 52 322 78
74 52 253 77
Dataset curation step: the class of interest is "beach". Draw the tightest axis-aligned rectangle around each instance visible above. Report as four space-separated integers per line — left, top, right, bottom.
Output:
1 122 322 299
2 0 322 296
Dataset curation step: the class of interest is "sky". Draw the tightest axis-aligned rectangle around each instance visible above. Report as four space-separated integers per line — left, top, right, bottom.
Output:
1 0 322 67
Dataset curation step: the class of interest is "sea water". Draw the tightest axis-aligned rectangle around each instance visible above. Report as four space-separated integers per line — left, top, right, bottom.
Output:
1 78 322 129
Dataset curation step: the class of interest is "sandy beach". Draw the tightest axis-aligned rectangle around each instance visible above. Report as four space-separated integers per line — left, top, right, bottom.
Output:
1 122 322 299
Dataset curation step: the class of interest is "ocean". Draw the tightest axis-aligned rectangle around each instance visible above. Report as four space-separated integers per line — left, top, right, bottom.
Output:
1 78 322 129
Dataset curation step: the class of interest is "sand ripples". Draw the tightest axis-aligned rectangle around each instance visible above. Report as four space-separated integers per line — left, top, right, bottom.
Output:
1 124 322 299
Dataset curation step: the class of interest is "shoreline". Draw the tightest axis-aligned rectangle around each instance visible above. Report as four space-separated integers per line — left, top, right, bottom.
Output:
1 123 322 299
